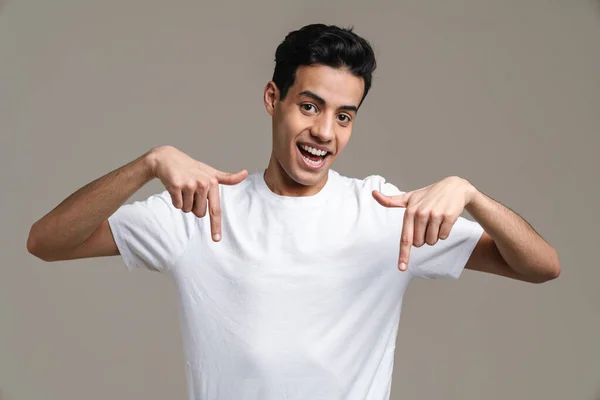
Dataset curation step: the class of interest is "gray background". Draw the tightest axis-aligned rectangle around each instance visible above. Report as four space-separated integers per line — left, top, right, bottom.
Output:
2 0 599 399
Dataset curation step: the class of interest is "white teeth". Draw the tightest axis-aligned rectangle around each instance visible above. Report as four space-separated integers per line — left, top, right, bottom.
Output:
300 144 328 157
301 153 325 166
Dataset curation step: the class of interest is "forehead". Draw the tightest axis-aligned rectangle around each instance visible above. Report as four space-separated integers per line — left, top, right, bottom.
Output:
289 65 364 107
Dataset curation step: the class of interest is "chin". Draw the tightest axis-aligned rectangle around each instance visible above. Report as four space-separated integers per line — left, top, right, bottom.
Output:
289 163 330 187
295 172 324 187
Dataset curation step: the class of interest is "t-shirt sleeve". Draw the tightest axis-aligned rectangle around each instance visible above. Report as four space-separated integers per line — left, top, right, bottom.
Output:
107 190 198 272
375 176 484 280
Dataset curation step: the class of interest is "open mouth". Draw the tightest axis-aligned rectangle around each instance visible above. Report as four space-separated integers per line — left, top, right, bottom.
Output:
297 143 330 168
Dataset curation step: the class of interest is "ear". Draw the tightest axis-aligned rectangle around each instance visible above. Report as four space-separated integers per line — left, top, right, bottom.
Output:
263 81 279 116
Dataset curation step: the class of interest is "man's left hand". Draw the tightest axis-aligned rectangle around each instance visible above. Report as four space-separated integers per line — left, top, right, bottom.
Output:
372 176 477 271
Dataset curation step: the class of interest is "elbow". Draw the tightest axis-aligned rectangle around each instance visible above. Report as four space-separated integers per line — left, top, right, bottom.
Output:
549 255 561 280
26 226 54 262
534 264 560 284
27 233 46 261
26 227 39 256
530 249 561 284
546 248 561 281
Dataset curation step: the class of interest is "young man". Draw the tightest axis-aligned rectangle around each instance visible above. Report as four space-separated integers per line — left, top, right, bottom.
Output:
27 24 560 400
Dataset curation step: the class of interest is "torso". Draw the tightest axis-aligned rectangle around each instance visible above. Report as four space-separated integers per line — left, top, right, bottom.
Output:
168 169 409 400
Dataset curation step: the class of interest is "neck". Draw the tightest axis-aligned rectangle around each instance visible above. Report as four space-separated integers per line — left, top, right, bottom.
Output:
264 153 328 197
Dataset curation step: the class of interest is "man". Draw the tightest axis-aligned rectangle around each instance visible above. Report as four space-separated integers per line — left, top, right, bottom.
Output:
27 24 560 400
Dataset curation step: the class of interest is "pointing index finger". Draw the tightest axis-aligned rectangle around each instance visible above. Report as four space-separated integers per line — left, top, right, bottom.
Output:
207 183 222 242
398 208 414 271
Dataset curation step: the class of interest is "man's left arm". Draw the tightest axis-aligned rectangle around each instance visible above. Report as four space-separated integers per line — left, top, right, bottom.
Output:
372 176 560 284
463 188 560 283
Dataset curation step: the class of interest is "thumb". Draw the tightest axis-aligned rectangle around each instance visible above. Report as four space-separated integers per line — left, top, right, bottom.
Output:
216 169 249 185
372 190 409 208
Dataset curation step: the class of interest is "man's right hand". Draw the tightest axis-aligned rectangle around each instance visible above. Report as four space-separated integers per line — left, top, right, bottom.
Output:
149 145 248 241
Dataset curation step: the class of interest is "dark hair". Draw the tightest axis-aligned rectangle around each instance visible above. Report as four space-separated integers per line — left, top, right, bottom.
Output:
272 24 377 108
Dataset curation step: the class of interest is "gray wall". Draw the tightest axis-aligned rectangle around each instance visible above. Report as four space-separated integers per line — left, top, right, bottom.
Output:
2 0 599 399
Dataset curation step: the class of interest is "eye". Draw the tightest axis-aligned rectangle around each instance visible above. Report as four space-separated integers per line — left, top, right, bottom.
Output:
300 103 317 113
337 114 352 124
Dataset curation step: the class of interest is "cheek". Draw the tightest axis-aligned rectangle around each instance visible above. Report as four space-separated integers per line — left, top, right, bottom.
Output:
335 130 352 152
280 115 304 143
272 111 291 142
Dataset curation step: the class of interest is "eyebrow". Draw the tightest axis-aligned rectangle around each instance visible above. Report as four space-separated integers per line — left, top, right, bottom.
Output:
299 90 359 113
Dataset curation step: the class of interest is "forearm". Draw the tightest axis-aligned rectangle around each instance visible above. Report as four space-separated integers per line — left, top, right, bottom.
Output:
27 149 157 257
465 188 560 280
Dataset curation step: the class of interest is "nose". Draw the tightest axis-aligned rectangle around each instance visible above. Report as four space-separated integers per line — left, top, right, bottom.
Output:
310 114 335 143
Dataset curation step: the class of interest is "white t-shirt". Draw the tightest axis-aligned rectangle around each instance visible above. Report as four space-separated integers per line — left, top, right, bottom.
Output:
108 169 484 400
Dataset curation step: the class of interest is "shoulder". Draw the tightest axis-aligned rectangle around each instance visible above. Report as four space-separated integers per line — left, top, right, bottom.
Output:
332 171 406 224
333 170 404 197
218 170 258 197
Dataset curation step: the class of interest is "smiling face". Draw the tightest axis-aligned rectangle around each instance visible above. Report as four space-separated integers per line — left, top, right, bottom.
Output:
264 64 365 196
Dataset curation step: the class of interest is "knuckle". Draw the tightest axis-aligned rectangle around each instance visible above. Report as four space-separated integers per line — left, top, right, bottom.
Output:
415 209 429 219
431 211 443 220
209 177 219 187
183 179 195 190
170 180 183 191
210 207 221 217
400 235 412 245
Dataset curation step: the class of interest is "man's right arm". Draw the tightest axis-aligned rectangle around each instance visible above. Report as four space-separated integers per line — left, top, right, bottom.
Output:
26 145 248 263
26 150 158 262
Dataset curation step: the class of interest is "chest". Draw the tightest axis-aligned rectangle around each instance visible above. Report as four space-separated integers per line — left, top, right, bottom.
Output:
174 222 405 323
170 215 409 374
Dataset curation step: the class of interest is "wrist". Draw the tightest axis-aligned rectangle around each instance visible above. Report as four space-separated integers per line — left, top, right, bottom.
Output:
143 146 163 180
464 180 481 211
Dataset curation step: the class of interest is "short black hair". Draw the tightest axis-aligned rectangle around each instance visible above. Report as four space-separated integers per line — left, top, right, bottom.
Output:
272 24 377 108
